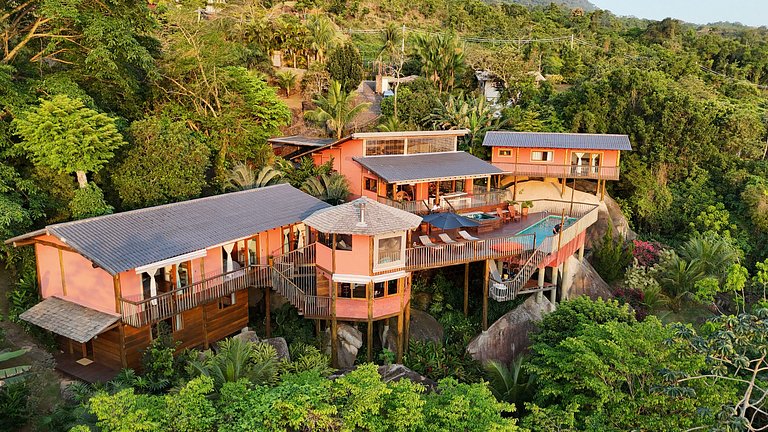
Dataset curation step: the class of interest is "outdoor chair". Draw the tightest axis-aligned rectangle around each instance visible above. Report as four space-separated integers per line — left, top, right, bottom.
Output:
438 233 459 244
496 207 511 223
508 207 522 222
458 230 479 241
419 235 441 247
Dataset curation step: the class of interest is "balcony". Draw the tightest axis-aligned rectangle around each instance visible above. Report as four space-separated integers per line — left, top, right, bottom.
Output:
501 163 620 180
120 265 272 328
377 188 509 215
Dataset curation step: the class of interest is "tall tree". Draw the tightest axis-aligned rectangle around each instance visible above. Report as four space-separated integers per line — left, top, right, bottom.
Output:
12 94 124 189
326 42 364 93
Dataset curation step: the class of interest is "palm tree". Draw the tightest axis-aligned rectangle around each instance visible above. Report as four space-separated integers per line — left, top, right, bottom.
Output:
484 357 536 406
304 80 371 139
189 338 279 389
678 235 739 281
306 15 338 63
431 93 502 156
658 252 706 311
227 163 284 190
0 349 30 387
411 33 465 93
275 70 297 96
301 172 350 205
377 116 410 132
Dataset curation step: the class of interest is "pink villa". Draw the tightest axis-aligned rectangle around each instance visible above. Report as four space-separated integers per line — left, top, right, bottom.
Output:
8 130 632 379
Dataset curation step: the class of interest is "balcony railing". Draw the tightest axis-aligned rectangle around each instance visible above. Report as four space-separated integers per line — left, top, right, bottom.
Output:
120 265 272 328
502 163 620 180
403 234 535 272
378 188 509 215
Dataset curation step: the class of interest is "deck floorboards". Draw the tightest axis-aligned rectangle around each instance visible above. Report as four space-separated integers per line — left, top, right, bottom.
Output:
55 352 119 384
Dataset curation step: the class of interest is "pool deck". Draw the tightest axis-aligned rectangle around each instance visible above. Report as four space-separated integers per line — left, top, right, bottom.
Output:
415 211 549 241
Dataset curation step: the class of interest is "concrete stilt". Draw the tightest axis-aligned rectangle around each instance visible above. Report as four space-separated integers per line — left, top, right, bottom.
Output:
561 258 572 301
578 245 585 263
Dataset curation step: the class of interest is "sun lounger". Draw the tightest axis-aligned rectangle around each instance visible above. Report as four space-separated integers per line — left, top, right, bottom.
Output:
419 235 441 247
438 233 458 244
458 230 479 241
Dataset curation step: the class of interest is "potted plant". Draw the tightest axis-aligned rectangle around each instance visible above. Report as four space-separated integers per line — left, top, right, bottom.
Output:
505 200 517 213
521 201 533 216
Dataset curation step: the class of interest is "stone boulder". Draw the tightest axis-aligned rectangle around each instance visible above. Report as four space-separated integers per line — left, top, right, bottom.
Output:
408 309 444 344
562 256 613 301
380 321 399 353
587 194 636 249
324 323 363 368
467 295 555 365
233 327 260 343
263 337 290 361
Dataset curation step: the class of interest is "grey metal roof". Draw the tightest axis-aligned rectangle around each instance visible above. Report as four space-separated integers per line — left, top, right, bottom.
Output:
303 197 422 235
20 297 120 343
482 132 632 151
354 152 504 183
8 184 329 275
268 135 336 147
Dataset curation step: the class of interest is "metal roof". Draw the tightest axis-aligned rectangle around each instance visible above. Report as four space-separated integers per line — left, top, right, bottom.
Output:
268 135 337 147
482 132 632 151
7 184 330 275
303 197 422 236
20 297 120 343
354 152 504 184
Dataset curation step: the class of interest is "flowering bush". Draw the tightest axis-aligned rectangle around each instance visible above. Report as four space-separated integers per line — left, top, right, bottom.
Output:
612 286 648 321
632 240 663 267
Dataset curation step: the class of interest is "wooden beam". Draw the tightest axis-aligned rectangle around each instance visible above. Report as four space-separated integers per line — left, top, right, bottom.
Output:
118 324 128 368
397 277 405 363
30 239 78 253
367 281 373 362
463 263 469 317
58 249 67 297
265 257 272 338
331 281 338 368
113 275 122 314
482 260 489 330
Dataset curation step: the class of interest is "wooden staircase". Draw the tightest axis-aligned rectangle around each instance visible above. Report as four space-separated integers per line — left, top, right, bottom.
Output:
488 245 549 302
270 244 330 318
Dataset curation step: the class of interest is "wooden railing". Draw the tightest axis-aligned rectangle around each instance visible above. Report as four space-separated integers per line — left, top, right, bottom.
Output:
271 243 318 315
502 163 620 180
488 250 547 302
404 234 535 271
378 188 509 215
539 203 599 255
120 265 271 328
303 295 331 318
377 197 430 214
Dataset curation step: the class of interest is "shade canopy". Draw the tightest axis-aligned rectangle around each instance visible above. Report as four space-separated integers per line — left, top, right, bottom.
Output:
20 297 120 343
421 212 479 230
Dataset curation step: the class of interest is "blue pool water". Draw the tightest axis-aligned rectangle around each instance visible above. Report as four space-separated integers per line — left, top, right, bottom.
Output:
517 215 578 246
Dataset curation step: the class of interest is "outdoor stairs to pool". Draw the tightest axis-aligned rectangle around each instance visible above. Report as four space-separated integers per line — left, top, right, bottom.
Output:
488 246 549 302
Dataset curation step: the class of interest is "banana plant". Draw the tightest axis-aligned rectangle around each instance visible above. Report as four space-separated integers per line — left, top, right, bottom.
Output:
0 349 31 387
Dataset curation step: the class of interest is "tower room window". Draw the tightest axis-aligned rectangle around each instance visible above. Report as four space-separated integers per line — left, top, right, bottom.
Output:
531 151 554 162
498 149 512 156
364 177 378 193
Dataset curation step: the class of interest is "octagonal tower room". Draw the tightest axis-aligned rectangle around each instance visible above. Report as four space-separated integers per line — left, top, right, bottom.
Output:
302 197 422 365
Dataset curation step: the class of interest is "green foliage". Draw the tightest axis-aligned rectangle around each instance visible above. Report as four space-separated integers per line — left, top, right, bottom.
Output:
164 376 217 432
13 95 125 187
6 269 38 324
533 296 637 347
69 184 113 220
188 338 279 389
0 382 31 431
379 79 441 128
591 225 634 284
226 163 284 191
404 340 483 383
411 33 465 93
484 357 536 408
274 71 297 96
430 93 503 157
88 387 165 432
139 323 179 393
304 80 371 139
527 317 736 431
283 344 333 376
300 172 350 205
326 43 364 93
421 377 518 431
113 117 210 209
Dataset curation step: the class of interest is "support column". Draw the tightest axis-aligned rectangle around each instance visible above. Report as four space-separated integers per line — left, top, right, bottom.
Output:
367 282 373 362
578 245 585 263
463 263 469 317
266 258 272 338
331 284 338 368
561 178 566 197
561 259 572 301
551 266 559 287
537 267 545 288
404 290 411 352
512 176 518 201
482 260 489 331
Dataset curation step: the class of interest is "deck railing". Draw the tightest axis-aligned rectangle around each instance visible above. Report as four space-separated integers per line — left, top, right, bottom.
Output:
404 234 535 271
378 188 509 215
120 265 271 328
271 243 318 315
502 163 620 180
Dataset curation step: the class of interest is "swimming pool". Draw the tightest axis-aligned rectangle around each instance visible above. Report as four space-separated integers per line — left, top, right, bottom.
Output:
517 215 578 246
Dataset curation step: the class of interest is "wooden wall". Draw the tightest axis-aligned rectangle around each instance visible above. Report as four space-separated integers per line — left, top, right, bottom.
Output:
93 327 123 370
202 289 249 343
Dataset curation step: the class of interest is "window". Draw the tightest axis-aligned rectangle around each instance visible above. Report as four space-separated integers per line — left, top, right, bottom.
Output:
531 151 554 162
318 232 352 251
498 149 512 156
377 235 402 265
374 279 400 298
387 279 398 296
365 139 405 156
219 293 236 309
177 262 190 288
406 136 455 154
338 282 366 299
364 177 378 193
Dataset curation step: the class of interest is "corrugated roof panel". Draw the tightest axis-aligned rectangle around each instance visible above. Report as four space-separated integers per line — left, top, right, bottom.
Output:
37 184 329 274
354 152 504 183
482 132 632 151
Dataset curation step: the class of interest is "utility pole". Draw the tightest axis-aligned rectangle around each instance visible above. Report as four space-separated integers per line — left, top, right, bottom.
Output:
570 33 574 50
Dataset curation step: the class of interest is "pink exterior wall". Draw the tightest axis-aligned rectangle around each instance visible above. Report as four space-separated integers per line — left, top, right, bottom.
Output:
119 270 143 299
203 247 223 279
60 249 115 314
491 148 621 168
333 235 371 275
541 231 586 268
314 139 366 198
35 243 63 299
316 243 332 272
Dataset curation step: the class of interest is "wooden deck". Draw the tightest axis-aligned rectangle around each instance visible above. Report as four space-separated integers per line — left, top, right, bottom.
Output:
54 352 120 383
416 211 548 241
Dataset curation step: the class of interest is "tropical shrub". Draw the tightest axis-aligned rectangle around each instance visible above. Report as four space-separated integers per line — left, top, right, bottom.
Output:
632 239 663 266
532 296 636 347
591 226 634 284
188 338 279 389
484 357 536 410
404 340 483 383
